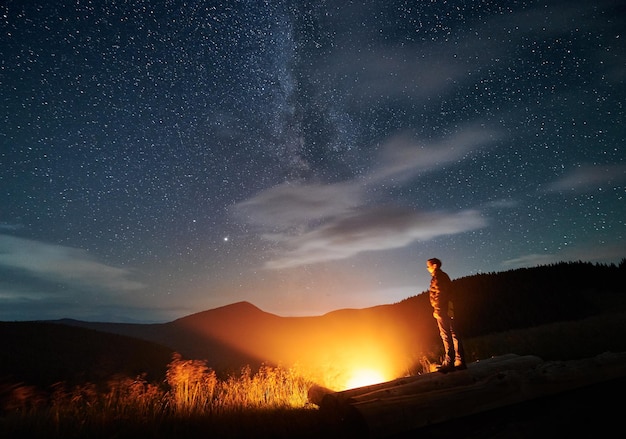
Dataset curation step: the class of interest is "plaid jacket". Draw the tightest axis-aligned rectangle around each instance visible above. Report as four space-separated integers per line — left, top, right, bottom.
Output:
429 268 452 316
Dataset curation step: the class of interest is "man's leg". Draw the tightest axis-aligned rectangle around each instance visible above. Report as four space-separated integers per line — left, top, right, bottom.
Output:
436 315 455 365
450 321 466 369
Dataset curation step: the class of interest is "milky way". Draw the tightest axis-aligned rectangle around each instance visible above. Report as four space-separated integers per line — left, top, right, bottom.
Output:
1 0 624 322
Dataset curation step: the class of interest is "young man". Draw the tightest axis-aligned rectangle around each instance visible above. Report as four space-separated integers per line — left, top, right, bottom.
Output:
427 258 466 372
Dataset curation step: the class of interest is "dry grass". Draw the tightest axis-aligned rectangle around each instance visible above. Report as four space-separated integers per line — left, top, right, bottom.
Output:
0 353 317 438
164 353 311 415
2 313 625 438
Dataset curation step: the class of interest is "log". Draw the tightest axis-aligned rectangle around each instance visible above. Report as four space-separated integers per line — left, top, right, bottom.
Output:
350 369 528 438
348 354 542 405
306 384 335 408
309 352 626 438
310 354 542 410
350 352 626 438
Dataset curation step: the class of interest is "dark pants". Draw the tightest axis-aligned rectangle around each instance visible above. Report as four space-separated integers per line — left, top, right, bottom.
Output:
435 313 465 365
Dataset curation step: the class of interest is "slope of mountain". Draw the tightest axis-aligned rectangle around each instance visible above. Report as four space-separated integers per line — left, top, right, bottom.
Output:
0 321 173 388
55 299 436 381
48 261 626 379
55 302 272 372
3 261 624 389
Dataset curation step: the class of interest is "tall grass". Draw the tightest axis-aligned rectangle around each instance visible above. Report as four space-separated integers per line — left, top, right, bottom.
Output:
165 353 217 414
0 353 316 438
164 353 310 415
3 314 625 438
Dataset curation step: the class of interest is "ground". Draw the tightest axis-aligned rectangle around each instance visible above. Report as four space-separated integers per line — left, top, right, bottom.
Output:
396 375 624 439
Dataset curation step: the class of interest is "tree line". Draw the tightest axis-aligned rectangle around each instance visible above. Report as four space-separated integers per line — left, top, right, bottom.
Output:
445 260 626 338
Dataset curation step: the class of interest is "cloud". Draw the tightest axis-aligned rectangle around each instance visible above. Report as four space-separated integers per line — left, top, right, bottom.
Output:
484 198 519 209
0 223 23 232
264 207 486 269
235 127 494 269
368 126 498 184
327 1 602 106
337 47 467 102
0 235 145 292
235 180 362 229
502 243 626 269
502 253 560 268
544 164 626 193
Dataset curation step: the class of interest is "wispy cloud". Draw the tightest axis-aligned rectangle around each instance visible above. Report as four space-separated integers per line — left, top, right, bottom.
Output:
502 253 560 268
235 126 495 269
0 235 145 292
502 243 626 269
263 207 485 269
484 198 519 210
367 127 497 184
544 163 626 193
329 1 606 107
0 223 23 232
235 180 362 230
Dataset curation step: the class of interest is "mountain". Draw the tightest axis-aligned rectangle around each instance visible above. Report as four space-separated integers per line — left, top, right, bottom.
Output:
55 261 626 375
56 299 436 383
53 302 277 372
3 261 625 389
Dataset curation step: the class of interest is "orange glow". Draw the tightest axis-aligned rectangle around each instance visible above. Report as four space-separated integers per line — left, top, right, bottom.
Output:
179 301 427 392
310 343 403 391
345 368 387 389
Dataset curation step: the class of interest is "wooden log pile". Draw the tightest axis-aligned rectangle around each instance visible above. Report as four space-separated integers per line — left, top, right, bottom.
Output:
307 352 626 438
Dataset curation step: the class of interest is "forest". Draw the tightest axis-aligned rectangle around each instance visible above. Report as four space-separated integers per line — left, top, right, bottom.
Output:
447 260 626 337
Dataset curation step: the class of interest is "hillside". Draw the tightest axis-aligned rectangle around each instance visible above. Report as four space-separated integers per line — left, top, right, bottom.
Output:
55 300 434 384
0 321 173 388
2 261 625 390
450 260 626 337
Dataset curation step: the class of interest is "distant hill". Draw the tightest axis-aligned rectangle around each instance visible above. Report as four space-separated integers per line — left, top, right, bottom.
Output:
0 321 173 388
47 261 626 378
2 261 624 388
55 299 436 381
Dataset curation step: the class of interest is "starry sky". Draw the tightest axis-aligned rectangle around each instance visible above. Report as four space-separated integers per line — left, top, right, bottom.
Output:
1 0 625 323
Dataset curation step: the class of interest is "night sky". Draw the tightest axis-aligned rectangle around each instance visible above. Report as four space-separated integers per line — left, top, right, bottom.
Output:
1 0 625 323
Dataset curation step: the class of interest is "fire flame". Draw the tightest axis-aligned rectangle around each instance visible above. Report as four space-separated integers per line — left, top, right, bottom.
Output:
323 349 400 390
179 301 421 393
345 368 387 389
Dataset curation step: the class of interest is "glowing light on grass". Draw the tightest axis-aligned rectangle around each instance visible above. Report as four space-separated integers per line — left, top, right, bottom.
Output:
345 368 387 389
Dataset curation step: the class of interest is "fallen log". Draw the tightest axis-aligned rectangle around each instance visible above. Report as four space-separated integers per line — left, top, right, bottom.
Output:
348 354 542 406
309 353 541 410
351 369 529 437
309 352 626 438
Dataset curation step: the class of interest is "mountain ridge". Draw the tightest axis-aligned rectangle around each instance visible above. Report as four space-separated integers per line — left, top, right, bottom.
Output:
2 261 624 389
37 261 626 373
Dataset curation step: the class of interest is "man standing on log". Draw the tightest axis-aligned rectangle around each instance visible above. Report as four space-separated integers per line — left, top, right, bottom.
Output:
427 258 466 372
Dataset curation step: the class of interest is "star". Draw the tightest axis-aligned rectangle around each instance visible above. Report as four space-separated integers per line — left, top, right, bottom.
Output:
0 0 624 322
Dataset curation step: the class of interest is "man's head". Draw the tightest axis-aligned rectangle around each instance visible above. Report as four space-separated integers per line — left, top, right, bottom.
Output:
426 258 442 274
